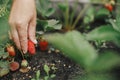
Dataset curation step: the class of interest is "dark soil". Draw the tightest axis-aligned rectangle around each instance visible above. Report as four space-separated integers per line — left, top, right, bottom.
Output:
0 47 84 80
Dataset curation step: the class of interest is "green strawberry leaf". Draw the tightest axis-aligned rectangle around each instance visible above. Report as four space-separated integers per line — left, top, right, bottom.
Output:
0 61 10 77
45 30 97 69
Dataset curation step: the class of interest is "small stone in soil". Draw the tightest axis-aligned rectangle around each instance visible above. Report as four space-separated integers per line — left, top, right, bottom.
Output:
29 76 32 78
55 49 60 53
68 65 71 68
33 67 36 70
63 64 66 67
58 60 61 63
26 74 28 76
48 50 51 54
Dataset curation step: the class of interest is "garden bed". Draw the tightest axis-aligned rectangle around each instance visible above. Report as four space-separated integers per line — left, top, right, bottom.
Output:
0 48 84 80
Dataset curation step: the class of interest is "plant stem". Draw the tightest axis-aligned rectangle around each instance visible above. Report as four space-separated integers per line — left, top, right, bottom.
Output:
72 4 90 29
19 50 25 59
69 0 79 27
64 0 69 28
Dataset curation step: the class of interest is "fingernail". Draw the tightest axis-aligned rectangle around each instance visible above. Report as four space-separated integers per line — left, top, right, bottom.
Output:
23 50 27 54
33 39 37 44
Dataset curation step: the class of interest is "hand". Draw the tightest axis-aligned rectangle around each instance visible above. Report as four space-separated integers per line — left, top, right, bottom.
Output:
9 0 37 53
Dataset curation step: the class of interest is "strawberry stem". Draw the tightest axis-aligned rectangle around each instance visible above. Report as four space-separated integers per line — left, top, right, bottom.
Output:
19 50 25 59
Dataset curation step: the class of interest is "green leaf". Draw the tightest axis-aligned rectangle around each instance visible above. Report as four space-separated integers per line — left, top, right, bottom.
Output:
45 19 62 31
58 3 68 12
86 25 120 46
45 30 97 68
31 78 36 80
44 64 50 76
44 76 49 80
36 0 55 17
89 52 120 71
0 16 9 43
50 74 56 78
83 6 95 24
108 16 120 32
36 70 40 80
0 61 9 77
80 73 114 80
0 48 9 59
95 8 110 19
36 19 48 31
37 19 62 32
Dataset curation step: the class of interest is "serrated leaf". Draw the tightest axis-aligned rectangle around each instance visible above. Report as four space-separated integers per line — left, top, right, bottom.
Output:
45 30 97 68
86 25 120 46
0 61 9 77
36 0 55 17
44 19 62 31
0 48 9 59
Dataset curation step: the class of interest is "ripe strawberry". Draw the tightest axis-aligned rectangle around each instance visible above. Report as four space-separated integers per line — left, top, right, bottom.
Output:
10 61 19 71
39 40 48 51
7 45 16 57
21 59 28 67
105 3 113 12
28 40 36 55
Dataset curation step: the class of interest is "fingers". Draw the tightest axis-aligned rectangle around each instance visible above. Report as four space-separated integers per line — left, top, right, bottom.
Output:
9 21 28 53
17 23 28 53
28 15 37 44
10 26 21 50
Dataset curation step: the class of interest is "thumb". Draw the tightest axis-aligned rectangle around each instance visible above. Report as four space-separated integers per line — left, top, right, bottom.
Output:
28 17 37 44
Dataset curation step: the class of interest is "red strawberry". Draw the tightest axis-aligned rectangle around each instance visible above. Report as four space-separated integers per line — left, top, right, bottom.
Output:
39 40 48 51
7 45 16 57
10 61 19 71
105 3 113 12
28 40 36 55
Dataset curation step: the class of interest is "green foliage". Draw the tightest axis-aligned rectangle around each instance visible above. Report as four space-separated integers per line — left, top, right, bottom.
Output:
95 8 110 19
45 30 98 68
58 1 90 31
43 64 56 80
83 6 95 24
36 0 55 18
37 19 62 32
108 19 120 33
45 30 120 80
31 64 56 80
44 64 50 76
90 52 120 71
0 48 9 59
0 61 9 77
85 25 120 46
80 73 114 80
0 16 10 43
31 70 40 80
0 0 10 17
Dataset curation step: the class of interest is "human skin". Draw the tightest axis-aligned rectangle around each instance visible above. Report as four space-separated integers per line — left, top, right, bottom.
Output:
9 0 37 53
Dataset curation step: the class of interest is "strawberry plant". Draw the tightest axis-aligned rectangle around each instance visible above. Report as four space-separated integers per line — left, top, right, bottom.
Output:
45 30 120 80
